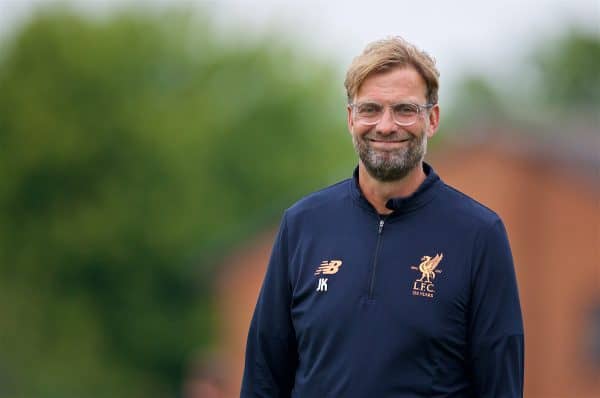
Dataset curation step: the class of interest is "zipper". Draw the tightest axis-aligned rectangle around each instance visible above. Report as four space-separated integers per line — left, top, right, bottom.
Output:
368 217 386 299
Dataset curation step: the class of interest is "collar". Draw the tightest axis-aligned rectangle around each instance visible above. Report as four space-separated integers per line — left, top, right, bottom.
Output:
349 162 441 216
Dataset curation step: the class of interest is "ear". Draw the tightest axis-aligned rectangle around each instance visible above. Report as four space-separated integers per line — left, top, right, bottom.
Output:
347 104 354 135
426 104 440 138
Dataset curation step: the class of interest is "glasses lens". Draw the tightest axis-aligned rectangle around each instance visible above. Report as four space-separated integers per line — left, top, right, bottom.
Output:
392 103 419 125
355 102 382 124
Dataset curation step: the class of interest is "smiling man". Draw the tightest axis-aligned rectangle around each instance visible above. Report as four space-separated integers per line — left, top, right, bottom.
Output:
242 37 524 398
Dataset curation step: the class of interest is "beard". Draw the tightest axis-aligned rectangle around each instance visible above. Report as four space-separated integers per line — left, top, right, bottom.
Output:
352 129 427 182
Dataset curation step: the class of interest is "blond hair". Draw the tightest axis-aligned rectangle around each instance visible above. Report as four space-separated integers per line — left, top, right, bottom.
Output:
344 36 440 104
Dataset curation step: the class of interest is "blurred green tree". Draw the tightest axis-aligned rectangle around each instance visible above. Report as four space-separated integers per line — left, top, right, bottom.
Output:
533 27 600 112
445 27 599 131
0 7 352 398
443 75 509 130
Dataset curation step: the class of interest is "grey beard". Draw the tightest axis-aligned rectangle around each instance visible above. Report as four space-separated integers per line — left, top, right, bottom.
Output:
352 132 427 182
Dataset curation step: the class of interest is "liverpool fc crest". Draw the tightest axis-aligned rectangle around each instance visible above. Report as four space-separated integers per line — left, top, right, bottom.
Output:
411 253 443 298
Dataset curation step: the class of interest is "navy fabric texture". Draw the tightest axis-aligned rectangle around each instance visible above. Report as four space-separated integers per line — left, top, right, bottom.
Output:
241 163 524 398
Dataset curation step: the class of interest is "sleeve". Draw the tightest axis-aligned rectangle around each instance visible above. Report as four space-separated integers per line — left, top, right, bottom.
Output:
241 213 298 398
468 219 524 397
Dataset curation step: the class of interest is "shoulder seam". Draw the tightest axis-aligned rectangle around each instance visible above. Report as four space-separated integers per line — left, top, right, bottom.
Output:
286 178 352 213
440 182 500 218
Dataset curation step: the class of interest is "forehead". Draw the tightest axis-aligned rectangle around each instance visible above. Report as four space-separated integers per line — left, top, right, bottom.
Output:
355 66 427 103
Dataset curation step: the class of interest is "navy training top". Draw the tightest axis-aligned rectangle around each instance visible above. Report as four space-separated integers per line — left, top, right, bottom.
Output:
242 163 524 397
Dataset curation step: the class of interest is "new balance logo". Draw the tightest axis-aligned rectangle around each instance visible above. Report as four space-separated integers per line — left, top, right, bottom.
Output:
314 260 342 276
316 278 328 292
314 260 342 293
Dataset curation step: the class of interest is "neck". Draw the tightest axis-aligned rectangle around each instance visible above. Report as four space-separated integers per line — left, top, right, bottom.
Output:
358 161 427 215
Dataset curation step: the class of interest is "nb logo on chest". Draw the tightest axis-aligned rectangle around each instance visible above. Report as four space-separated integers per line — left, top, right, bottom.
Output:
314 260 342 293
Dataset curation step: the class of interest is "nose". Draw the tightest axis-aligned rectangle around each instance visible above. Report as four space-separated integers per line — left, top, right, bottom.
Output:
376 106 397 135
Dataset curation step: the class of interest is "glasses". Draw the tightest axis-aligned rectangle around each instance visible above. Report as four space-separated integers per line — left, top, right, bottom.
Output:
350 101 435 126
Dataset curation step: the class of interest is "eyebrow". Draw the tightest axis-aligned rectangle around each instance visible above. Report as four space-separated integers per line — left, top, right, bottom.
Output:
355 96 424 103
356 100 421 105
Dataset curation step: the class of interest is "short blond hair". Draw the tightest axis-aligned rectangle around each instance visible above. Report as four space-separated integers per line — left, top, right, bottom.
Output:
344 36 440 105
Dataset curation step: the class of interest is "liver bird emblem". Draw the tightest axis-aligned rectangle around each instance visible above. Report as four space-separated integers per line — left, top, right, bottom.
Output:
411 254 443 283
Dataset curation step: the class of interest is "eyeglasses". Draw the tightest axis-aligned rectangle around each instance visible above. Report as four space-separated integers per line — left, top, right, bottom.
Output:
350 101 435 126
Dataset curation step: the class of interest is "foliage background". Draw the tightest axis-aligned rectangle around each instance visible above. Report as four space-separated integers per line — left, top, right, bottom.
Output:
0 8 354 398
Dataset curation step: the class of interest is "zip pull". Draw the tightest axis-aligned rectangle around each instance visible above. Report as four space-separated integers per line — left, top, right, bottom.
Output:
378 219 385 234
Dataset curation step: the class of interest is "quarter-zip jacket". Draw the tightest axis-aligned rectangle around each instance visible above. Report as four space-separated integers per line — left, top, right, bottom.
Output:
242 163 524 398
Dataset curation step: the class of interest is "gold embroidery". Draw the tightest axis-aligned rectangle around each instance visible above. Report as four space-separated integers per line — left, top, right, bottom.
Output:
411 254 443 298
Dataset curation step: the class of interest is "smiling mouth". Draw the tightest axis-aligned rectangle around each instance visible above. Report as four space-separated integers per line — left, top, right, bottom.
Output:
369 138 411 144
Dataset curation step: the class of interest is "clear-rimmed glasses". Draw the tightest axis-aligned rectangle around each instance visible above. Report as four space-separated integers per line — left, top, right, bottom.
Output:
350 101 435 126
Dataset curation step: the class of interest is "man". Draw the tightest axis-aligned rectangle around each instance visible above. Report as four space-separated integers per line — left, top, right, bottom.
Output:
241 37 524 397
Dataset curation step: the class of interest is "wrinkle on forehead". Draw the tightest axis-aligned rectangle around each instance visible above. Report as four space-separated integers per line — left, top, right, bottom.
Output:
356 66 428 104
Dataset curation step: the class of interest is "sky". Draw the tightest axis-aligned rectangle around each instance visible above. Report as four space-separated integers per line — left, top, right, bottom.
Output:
0 0 597 102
